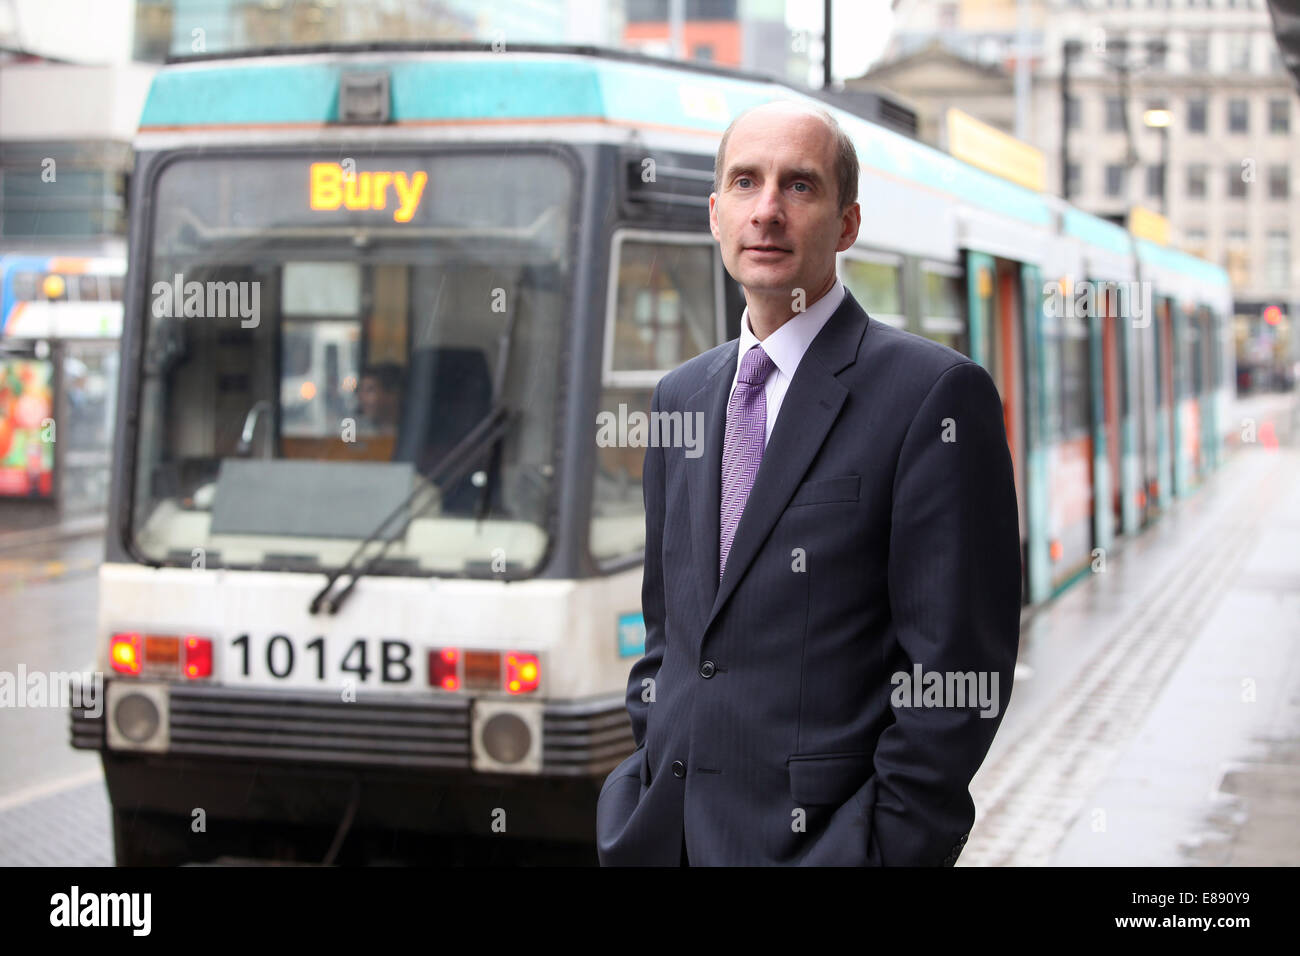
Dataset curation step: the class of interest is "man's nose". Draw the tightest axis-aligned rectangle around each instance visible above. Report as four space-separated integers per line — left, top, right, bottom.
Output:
750 180 785 225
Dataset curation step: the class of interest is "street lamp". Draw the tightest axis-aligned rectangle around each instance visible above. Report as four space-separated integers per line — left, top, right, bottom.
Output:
1143 108 1172 215
1061 39 1082 200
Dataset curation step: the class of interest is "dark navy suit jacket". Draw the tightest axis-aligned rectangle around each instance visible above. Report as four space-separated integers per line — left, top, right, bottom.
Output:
596 288 1022 865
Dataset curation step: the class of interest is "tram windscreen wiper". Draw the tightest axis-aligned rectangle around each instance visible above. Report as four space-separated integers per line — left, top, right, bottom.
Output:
307 403 513 615
309 268 529 615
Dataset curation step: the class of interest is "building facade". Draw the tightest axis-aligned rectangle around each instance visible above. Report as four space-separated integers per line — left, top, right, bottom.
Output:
856 0 1297 390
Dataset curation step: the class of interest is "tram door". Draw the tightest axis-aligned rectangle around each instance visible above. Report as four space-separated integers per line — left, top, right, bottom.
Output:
1186 306 1205 476
1134 299 1160 528
1090 282 1123 550
967 252 1028 602
1154 296 1176 511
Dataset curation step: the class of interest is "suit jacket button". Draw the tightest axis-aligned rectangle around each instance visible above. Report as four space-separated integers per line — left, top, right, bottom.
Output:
699 660 715 678
672 760 685 778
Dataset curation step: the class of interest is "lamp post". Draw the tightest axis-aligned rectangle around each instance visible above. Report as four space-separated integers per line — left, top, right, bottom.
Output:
1143 108 1172 216
1061 39 1082 200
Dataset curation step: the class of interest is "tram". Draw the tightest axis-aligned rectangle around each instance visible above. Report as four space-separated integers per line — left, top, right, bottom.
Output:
69 43 1233 864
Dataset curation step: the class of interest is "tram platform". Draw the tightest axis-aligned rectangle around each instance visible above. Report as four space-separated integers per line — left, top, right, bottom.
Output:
964 389 1300 866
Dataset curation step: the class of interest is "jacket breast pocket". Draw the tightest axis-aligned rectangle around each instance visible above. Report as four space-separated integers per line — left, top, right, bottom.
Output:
787 750 873 806
788 474 860 508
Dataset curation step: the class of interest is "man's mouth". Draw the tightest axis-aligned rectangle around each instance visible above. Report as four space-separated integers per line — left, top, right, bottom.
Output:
745 245 791 254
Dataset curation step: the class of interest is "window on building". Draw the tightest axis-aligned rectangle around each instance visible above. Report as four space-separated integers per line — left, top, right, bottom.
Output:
1227 98 1249 133
1146 39 1167 69
1228 34 1251 72
1265 231 1290 288
1065 95 1081 130
1146 163 1165 198
1106 96 1126 131
1184 228 1208 258
1066 162 1082 196
1227 164 1249 198
1269 98 1290 133
1187 163 1208 198
1187 97 1207 132
0 166 126 238
1106 164 1127 197
1268 164 1289 199
1187 36 1209 71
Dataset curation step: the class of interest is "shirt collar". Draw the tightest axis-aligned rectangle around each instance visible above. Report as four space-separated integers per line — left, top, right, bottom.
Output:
737 277 845 381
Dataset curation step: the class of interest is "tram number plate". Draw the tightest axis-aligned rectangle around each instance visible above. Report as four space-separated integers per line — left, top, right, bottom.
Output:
227 634 415 686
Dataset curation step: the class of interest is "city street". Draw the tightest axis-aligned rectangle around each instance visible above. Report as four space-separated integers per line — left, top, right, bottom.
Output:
0 394 1295 866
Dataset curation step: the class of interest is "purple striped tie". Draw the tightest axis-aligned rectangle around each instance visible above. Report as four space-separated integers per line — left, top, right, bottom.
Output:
719 344 775 579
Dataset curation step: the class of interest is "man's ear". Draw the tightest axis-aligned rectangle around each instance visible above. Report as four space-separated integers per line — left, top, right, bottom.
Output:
708 193 720 242
837 202 861 252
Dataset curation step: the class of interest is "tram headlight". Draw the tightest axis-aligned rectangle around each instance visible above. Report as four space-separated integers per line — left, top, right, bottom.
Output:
482 712 531 764
472 700 541 774
115 694 159 743
106 681 170 753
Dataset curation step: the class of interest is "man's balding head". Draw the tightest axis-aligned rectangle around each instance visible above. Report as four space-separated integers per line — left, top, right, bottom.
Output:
713 100 860 212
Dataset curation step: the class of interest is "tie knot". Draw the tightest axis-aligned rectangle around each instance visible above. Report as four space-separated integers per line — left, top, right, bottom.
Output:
737 345 775 386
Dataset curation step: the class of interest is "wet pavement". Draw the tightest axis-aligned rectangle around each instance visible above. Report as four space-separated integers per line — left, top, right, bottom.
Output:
963 391 1300 866
0 393 1297 866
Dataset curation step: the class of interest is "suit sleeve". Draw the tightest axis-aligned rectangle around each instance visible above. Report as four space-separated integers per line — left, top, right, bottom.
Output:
624 382 668 749
867 360 1022 865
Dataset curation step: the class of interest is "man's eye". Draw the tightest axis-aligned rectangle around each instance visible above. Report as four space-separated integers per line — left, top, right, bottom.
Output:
792 182 809 192
737 177 752 188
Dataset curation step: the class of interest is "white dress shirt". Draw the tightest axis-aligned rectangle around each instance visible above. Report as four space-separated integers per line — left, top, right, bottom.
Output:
727 278 845 443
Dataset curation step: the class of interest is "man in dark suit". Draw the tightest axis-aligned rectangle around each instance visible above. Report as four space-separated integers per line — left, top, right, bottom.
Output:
596 100 1022 866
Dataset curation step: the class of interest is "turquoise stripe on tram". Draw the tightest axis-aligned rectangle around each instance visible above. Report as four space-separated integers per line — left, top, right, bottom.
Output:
140 53 1055 229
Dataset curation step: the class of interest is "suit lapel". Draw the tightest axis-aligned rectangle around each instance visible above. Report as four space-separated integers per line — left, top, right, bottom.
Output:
684 347 736 614
703 289 871 633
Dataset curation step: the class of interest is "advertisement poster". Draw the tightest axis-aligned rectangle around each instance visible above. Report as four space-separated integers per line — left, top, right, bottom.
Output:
0 357 54 497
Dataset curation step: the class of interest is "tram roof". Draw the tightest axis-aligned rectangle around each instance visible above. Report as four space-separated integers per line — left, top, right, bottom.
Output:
139 42 1228 289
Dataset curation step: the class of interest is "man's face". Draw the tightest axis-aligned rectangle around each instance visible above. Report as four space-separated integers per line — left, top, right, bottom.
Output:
709 105 860 304
358 376 381 418
358 376 396 423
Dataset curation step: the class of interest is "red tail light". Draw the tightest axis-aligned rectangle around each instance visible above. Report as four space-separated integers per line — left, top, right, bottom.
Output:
505 652 540 695
184 636 212 679
429 648 460 690
110 631 211 678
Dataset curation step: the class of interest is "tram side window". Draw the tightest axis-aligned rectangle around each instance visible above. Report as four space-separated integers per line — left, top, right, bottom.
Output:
592 236 720 564
1059 316 1091 436
919 266 968 354
1188 316 1204 396
1041 299 1063 443
840 254 903 326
